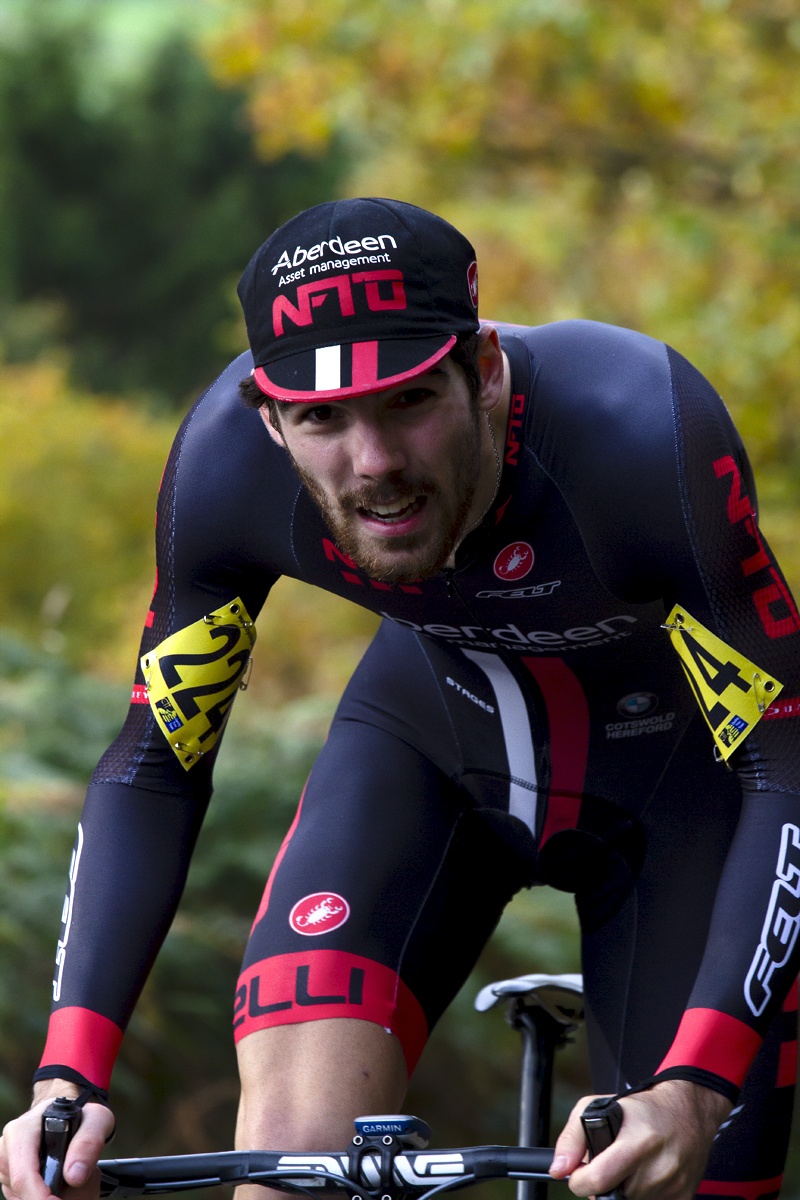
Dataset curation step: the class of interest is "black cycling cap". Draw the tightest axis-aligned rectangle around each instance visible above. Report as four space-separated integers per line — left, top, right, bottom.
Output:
237 197 480 402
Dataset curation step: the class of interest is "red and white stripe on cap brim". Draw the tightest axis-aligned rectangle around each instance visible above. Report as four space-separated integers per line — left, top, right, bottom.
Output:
253 335 457 402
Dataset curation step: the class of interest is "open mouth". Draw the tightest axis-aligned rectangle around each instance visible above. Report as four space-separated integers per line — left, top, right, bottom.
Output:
358 497 426 525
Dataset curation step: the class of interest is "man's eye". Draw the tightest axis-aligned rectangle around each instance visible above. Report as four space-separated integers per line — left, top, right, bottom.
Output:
306 405 335 423
397 388 432 407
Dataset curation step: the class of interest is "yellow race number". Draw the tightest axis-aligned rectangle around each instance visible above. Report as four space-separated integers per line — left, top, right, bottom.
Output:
664 605 783 761
141 598 256 770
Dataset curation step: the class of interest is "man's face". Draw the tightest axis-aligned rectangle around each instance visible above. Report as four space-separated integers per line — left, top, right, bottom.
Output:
262 356 483 583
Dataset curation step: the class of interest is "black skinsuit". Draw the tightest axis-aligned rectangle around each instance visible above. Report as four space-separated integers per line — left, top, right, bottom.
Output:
37 321 800 1194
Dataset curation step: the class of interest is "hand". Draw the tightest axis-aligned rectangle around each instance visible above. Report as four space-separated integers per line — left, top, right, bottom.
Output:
549 1080 732 1200
0 1081 115 1200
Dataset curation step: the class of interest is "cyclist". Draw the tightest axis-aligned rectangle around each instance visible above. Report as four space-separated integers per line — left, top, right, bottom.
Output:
2 197 800 1200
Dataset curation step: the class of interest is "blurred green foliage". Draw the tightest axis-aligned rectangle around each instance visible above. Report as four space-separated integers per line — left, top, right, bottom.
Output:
0 361 175 670
0 22 344 407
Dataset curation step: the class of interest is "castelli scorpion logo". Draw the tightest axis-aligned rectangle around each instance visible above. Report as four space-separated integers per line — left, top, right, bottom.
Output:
289 892 351 936
494 542 534 582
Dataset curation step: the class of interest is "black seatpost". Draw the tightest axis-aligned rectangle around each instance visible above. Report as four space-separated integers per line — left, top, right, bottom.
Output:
509 999 572 1200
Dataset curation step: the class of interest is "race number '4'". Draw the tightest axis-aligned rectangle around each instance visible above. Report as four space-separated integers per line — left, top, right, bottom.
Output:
141 598 256 770
664 605 783 761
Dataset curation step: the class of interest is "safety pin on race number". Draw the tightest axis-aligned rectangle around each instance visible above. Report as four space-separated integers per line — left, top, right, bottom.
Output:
141 598 256 770
663 605 783 761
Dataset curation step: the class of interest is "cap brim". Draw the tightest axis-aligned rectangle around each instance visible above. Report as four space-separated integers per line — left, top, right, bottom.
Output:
253 334 456 402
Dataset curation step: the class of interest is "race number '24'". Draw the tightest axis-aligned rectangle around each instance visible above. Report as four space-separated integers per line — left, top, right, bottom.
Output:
141 598 256 770
664 605 783 761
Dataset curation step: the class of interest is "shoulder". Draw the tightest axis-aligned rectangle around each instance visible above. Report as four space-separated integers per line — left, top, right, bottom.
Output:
180 351 262 447
494 319 732 473
163 351 300 546
172 351 289 483
494 318 672 418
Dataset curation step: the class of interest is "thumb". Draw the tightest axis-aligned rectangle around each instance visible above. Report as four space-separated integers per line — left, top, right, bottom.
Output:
551 1095 600 1179
63 1106 114 1189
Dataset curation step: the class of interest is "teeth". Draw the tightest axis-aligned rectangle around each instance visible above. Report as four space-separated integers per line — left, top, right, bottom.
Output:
371 501 410 516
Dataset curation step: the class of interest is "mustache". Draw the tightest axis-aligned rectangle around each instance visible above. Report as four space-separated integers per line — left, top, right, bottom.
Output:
338 476 439 511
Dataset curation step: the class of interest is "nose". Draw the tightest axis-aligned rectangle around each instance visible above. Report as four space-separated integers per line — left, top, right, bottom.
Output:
350 416 407 480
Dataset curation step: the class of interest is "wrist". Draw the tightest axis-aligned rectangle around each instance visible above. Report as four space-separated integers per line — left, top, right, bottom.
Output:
31 1079 82 1107
645 1077 733 1140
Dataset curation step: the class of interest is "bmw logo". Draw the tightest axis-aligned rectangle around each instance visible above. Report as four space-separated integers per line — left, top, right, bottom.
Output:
617 692 659 719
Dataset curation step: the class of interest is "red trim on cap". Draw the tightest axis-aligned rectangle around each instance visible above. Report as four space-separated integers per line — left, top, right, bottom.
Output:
656 1008 762 1087
253 336 456 402
39 1007 123 1091
233 950 428 1075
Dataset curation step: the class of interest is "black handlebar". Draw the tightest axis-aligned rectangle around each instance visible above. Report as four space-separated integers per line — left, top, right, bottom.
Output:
95 1145 558 1197
40 1104 623 1199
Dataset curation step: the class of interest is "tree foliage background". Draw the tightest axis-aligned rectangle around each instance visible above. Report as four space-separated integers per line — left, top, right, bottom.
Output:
1 0 800 1187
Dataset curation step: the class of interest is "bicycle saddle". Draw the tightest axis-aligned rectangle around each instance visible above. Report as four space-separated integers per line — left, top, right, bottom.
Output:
474 972 584 1025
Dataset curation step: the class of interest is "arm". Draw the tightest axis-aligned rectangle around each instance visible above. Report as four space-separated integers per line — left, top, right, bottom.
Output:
3 362 281 1199
546 340 800 1197
1 782 207 1200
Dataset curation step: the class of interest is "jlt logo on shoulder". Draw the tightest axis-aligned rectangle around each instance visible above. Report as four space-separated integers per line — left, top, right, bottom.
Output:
290 892 351 936
663 605 783 760
494 542 534 582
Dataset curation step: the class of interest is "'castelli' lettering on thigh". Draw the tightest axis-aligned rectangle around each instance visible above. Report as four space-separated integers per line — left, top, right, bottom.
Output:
744 823 800 1017
233 965 366 1027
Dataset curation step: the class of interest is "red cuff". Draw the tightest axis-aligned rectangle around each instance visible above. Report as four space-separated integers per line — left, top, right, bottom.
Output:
39 1007 123 1092
657 1008 762 1089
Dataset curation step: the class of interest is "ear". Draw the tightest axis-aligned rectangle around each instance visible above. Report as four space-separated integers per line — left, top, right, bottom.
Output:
476 325 506 413
259 404 286 447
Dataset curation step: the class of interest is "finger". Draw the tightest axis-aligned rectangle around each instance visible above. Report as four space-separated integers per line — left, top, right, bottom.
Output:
569 1152 629 1198
568 1128 649 1199
63 1108 114 1190
551 1095 603 1179
60 1165 102 1200
2 1108 53 1200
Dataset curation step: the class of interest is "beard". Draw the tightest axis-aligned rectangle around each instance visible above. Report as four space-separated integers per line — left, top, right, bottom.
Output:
286 408 484 583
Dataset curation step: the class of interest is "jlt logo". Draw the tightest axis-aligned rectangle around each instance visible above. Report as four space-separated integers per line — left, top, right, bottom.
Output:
744 823 800 1016
274 271 406 336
